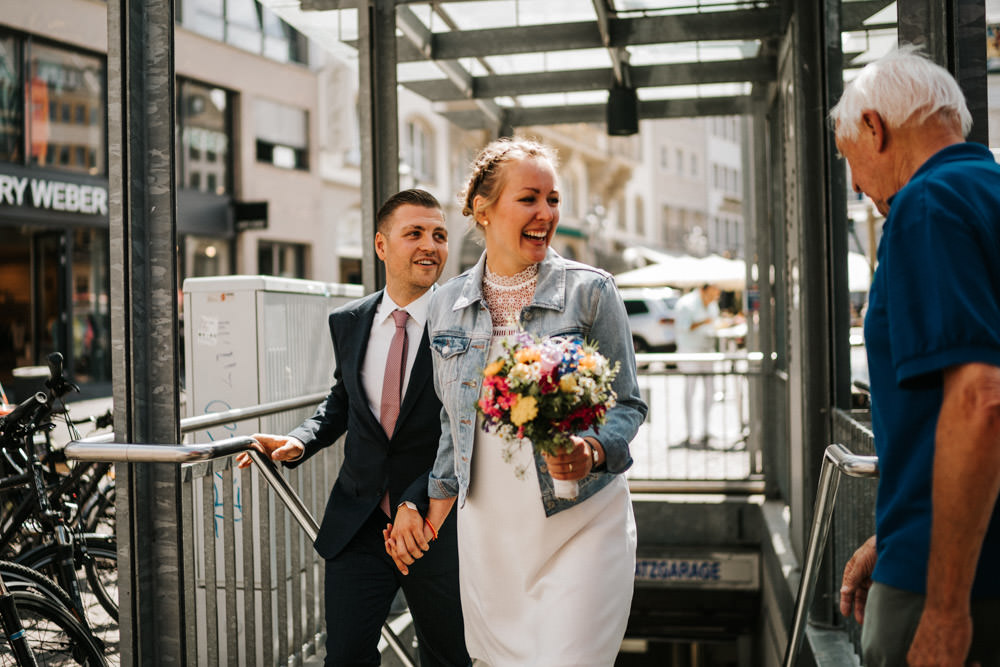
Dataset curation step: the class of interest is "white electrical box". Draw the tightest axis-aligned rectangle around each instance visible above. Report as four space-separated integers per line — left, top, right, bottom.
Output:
182 275 363 442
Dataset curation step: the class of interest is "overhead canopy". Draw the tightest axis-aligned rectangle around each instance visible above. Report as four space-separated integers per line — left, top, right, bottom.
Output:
614 254 746 290
262 0 897 133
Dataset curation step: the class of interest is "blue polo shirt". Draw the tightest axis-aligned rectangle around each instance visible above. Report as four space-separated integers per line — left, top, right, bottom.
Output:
865 142 1000 597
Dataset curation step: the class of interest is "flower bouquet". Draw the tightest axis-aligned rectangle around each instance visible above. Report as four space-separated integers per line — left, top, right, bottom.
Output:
477 333 620 499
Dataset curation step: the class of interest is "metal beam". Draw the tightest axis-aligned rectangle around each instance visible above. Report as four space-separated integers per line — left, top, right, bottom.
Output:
396 4 504 128
897 0 988 146
591 0 629 86
367 8 784 63
841 0 896 31
404 57 775 101
438 96 751 130
358 0 399 292
107 0 185 664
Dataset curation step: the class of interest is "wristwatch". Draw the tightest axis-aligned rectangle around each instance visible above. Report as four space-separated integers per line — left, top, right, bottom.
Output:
398 501 419 512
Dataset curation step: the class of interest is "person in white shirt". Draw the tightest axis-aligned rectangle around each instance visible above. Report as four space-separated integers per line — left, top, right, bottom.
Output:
673 283 721 446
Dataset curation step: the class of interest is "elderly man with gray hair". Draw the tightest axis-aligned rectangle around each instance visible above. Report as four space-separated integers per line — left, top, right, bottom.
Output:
832 46 1000 667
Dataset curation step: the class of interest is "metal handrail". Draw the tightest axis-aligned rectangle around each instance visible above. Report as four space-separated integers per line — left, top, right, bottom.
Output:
782 444 879 667
72 391 329 444
64 435 417 667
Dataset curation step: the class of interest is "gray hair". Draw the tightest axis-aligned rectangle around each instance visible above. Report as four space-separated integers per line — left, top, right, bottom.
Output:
830 44 972 141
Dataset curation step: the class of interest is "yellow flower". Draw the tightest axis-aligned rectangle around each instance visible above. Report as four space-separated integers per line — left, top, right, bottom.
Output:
484 360 505 377
579 355 597 370
559 375 578 392
515 347 541 363
510 395 538 426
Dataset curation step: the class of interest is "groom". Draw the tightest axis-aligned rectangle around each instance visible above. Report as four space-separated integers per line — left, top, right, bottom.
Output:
239 189 468 667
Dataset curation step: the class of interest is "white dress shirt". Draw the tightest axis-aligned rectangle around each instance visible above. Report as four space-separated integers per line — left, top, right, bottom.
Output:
361 288 433 425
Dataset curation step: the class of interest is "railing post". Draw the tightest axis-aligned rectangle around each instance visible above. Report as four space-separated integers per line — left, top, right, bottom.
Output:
783 444 878 667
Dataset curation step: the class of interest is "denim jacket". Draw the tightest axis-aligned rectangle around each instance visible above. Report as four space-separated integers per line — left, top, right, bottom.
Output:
427 248 647 516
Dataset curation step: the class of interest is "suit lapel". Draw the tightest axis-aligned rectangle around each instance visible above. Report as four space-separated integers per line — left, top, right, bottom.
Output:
344 292 384 437
396 326 432 430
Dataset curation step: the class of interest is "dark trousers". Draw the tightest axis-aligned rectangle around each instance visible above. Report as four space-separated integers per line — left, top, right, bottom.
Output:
324 507 468 667
862 582 1000 666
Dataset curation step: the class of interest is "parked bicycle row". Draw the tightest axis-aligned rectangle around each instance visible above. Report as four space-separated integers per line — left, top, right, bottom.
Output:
0 353 117 666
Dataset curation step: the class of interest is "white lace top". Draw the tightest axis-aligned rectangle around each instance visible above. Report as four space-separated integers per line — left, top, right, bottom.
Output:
482 262 539 335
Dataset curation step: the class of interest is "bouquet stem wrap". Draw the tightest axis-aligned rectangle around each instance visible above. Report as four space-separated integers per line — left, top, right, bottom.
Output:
552 478 579 500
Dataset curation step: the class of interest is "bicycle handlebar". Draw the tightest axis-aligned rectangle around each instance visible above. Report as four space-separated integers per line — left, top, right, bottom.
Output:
0 392 49 437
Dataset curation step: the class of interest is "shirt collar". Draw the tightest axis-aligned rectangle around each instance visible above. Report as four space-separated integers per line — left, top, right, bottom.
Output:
377 286 433 328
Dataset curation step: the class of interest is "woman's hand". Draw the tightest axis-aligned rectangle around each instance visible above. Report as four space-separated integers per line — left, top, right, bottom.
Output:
543 436 604 481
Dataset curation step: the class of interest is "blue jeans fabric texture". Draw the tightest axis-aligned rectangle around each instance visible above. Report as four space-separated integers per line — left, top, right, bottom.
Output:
427 248 647 516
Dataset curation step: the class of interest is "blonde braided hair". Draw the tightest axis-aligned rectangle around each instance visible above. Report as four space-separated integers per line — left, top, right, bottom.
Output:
459 137 559 231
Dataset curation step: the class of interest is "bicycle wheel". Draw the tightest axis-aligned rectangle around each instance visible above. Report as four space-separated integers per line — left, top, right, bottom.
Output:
0 561 77 617
0 591 106 666
14 536 119 664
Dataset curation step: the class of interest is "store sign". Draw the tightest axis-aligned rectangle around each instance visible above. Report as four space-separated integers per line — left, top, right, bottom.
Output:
634 551 759 590
0 173 108 216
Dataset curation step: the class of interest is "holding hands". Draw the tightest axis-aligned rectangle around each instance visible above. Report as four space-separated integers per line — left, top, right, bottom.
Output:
384 504 438 575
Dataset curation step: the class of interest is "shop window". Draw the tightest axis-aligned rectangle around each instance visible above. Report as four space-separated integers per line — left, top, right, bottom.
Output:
178 79 231 195
255 98 308 171
26 41 105 175
258 240 307 279
0 33 23 162
185 236 231 278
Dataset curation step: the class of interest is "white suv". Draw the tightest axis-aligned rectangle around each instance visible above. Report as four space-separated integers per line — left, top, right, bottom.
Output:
619 287 680 353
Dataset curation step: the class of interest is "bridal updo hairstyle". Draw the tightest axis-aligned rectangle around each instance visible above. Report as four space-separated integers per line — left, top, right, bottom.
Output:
459 137 559 236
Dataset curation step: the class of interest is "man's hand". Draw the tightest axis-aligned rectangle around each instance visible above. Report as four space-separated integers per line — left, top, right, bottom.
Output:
384 511 437 576
235 433 304 468
385 504 432 576
840 535 877 624
906 606 976 667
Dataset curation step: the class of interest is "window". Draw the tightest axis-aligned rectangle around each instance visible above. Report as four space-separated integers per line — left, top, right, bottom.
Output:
178 0 308 65
178 80 231 194
402 120 434 183
675 149 683 174
255 98 308 170
26 42 105 175
258 241 307 278
0 33 23 162
690 154 698 177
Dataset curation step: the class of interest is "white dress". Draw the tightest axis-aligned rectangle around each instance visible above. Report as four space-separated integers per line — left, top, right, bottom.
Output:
458 264 637 667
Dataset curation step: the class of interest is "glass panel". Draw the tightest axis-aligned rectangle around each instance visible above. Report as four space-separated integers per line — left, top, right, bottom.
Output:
33 232 63 364
27 42 104 175
70 228 110 383
181 0 225 41
0 34 23 163
226 0 262 54
186 235 230 278
0 232 30 392
179 80 230 195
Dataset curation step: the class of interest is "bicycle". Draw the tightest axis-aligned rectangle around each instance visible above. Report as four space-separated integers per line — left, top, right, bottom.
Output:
0 354 119 662
0 555 106 665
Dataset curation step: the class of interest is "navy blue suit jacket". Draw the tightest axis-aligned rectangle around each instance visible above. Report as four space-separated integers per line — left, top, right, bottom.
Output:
286 290 445 560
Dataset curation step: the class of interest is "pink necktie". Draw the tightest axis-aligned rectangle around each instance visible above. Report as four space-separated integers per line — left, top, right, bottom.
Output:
378 309 408 515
